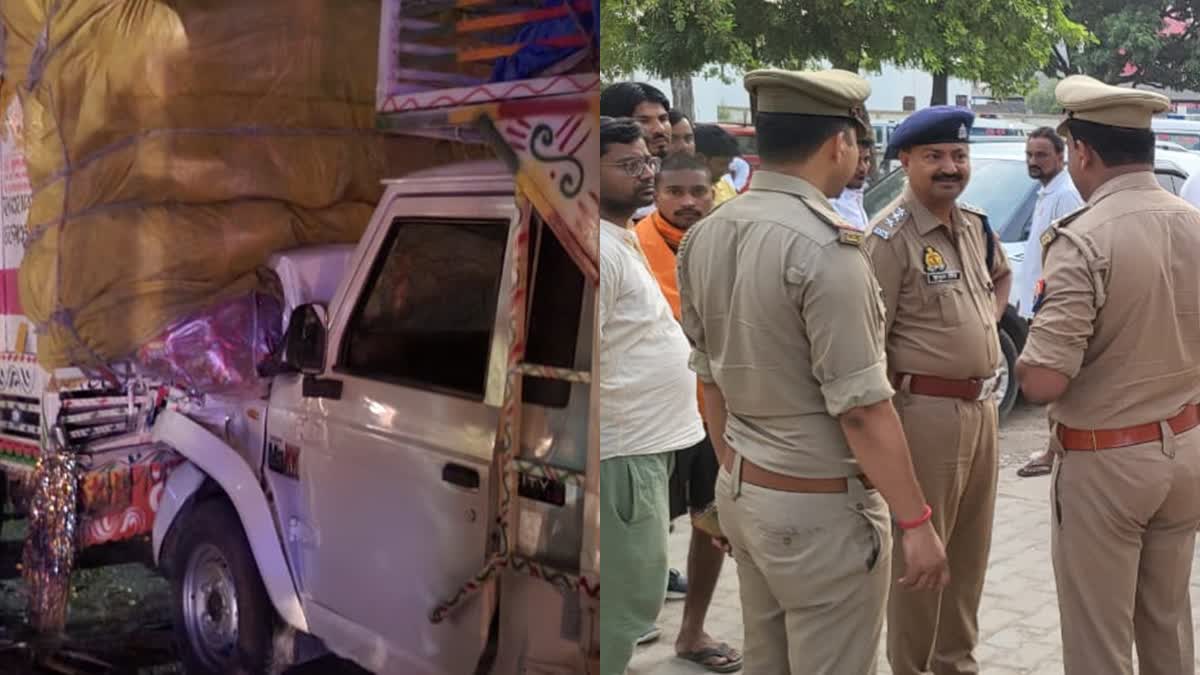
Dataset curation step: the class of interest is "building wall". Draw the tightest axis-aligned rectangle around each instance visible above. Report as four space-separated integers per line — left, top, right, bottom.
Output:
636 64 976 123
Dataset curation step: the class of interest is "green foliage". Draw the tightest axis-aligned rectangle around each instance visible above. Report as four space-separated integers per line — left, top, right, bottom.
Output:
883 0 1088 97
600 0 1089 101
1056 0 1200 91
1025 77 1061 114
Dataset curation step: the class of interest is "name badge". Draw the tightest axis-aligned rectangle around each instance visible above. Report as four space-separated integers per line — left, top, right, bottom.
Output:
926 270 962 284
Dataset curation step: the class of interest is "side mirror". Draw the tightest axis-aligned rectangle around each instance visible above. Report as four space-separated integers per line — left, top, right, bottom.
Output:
282 304 329 375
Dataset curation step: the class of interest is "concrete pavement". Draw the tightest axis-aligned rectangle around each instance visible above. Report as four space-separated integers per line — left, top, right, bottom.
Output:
629 462 1200 674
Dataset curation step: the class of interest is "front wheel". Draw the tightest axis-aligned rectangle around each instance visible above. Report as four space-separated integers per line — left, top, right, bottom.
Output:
996 328 1019 422
170 499 276 675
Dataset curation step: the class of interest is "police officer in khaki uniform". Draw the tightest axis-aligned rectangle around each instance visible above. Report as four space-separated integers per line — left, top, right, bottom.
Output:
863 106 1012 675
1016 75 1200 675
677 69 950 675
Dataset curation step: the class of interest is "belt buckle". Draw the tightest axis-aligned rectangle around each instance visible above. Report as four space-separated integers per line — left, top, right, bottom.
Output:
977 372 999 401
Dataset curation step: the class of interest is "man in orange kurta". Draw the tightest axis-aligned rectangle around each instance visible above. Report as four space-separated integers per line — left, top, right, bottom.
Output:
635 153 742 673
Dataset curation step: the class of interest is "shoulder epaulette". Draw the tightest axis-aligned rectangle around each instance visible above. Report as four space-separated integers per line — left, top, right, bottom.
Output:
799 195 864 246
1040 204 1092 248
959 201 987 217
869 205 909 241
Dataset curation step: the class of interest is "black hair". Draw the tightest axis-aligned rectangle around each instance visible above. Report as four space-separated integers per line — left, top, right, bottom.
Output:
1064 118 1154 166
601 117 644 156
657 152 712 181
1028 126 1066 154
600 82 671 118
669 109 690 126
693 124 739 159
754 112 853 164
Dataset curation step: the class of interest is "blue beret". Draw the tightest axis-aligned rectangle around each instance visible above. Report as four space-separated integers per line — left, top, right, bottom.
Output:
884 106 975 160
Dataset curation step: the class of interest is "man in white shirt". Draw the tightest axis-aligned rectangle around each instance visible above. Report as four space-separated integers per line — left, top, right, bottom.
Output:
1015 127 1082 478
728 155 752 192
831 128 874 230
598 117 706 675
1182 170 1200 208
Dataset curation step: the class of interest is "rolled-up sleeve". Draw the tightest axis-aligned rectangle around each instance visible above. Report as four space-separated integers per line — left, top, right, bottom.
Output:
677 236 714 383
1018 237 1095 378
798 246 895 416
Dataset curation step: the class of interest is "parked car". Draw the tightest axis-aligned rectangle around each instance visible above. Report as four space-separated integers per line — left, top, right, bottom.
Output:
1153 117 1200 151
863 140 1199 420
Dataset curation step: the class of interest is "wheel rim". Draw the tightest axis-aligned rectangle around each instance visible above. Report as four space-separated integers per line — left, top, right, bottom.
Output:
182 542 240 669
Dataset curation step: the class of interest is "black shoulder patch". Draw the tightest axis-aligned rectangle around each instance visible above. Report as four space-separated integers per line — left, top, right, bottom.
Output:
799 195 863 246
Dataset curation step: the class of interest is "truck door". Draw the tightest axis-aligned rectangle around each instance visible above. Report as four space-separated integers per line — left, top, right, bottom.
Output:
274 193 516 675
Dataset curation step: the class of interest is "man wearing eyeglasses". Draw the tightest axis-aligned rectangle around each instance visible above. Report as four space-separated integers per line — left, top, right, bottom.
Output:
599 116 705 675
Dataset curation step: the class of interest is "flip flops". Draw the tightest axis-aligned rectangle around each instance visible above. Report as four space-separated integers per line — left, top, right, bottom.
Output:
677 642 744 673
1017 455 1054 477
636 626 663 646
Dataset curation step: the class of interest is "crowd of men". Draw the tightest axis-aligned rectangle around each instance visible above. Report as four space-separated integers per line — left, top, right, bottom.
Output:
599 69 1200 675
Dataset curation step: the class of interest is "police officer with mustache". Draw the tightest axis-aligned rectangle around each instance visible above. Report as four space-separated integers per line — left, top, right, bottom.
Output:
863 106 1013 675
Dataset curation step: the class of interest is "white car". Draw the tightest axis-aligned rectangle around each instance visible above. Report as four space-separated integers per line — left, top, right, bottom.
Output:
864 140 1198 420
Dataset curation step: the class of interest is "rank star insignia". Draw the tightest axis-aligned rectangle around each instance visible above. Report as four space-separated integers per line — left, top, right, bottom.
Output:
923 245 947 273
1040 227 1058 248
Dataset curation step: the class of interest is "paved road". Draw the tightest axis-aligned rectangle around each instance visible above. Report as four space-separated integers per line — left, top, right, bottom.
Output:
629 402 1200 674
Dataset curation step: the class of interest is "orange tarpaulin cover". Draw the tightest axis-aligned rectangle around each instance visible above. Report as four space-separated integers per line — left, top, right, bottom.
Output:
1 0 482 368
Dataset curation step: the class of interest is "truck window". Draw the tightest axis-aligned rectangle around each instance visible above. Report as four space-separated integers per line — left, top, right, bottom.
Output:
340 218 507 399
522 213 585 408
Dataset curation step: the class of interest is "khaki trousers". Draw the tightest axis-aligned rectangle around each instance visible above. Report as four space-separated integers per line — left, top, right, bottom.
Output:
1052 423 1200 675
888 394 998 675
714 457 892 675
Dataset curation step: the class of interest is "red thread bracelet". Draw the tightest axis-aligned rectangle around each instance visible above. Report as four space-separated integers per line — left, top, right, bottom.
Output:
897 504 933 531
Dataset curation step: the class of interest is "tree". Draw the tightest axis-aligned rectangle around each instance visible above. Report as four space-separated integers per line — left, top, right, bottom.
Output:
1025 77 1060 114
880 0 1088 105
601 0 889 119
1050 0 1200 91
600 0 1088 114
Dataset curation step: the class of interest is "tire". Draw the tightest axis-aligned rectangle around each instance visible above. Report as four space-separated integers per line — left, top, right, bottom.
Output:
170 499 275 675
997 328 1019 422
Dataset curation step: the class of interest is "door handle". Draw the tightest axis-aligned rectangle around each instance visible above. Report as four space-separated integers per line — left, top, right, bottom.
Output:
442 463 480 490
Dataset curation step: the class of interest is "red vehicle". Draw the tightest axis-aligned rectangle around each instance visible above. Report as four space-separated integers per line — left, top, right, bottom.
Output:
718 123 760 168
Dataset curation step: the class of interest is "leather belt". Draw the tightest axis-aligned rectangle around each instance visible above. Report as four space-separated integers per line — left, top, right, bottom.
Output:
721 451 873 493
894 372 999 402
1057 404 1200 451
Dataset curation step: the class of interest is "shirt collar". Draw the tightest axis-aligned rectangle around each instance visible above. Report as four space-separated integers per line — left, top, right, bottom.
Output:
903 187 962 236
1038 170 1070 196
601 218 634 238
749 170 836 210
1036 169 1065 195
1087 171 1160 207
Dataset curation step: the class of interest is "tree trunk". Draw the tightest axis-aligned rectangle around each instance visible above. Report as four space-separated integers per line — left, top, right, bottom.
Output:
670 74 696 121
931 72 949 106
831 56 861 72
